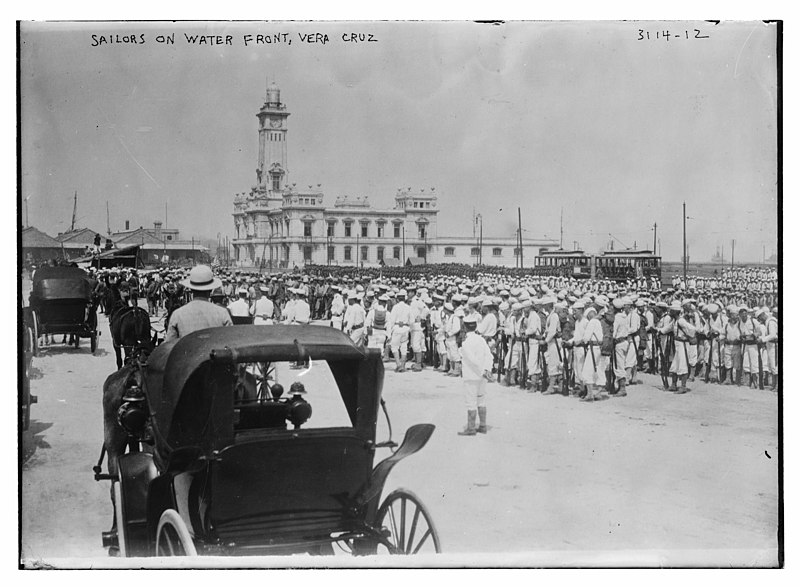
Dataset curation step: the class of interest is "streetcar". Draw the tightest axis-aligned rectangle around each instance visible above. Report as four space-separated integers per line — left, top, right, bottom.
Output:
532 249 661 282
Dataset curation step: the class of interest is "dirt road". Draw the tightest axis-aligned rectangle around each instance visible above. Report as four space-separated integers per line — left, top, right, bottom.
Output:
20 299 779 567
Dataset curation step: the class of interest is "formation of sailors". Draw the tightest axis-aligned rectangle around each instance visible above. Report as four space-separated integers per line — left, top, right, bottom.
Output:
55 263 778 396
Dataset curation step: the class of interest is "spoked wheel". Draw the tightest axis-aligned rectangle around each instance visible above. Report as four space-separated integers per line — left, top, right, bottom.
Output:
113 481 127 557
155 509 197 556
254 361 277 399
375 489 441 555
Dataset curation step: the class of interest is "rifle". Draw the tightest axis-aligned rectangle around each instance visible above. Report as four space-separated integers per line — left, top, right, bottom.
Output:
539 341 549 391
557 339 569 395
650 330 658 374
503 335 516 386
757 342 764 389
495 331 507 382
518 337 528 390
607 337 617 393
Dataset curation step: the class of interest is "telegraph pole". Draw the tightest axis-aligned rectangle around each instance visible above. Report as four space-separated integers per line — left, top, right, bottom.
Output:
731 239 735 268
682 202 687 284
517 207 524 269
479 216 483 265
653 222 657 254
560 207 563 249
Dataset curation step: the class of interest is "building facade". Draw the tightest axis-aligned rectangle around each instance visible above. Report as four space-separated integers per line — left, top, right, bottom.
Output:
232 84 557 268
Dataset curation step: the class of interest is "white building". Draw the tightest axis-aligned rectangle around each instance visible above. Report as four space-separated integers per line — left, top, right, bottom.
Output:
232 83 556 268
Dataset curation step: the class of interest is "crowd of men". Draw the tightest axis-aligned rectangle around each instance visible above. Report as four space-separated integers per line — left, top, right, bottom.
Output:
28 260 780 435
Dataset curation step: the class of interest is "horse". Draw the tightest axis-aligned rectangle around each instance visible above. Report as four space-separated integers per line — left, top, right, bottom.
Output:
109 304 154 370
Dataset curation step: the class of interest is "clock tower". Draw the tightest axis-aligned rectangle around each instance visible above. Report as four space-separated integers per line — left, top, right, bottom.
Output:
256 81 290 193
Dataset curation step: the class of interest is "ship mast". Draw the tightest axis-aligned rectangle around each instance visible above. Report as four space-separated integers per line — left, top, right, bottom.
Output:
70 191 78 232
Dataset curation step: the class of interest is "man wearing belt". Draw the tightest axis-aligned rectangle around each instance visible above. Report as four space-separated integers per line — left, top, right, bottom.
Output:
365 294 389 351
409 289 428 372
227 287 251 318
739 306 760 388
443 301 462 377
457 314 494 436
580 302 607 401
542 297 563 395
625 297 641 385
388 290 412 372
722 305 744 385
668 301 696 394
252 284 275 325
706 303 726 383
610 297 630 397
757 306 778 391
566 300 587 395
343 290 366 346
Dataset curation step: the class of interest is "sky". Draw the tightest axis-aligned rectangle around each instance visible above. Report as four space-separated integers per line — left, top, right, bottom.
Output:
19 20 778 262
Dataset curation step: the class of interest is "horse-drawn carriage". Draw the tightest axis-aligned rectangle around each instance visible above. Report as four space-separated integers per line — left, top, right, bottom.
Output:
96 325 440 558
26 266 99 355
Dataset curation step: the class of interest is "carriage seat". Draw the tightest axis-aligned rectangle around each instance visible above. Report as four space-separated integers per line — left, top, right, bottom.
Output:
234 401 292 431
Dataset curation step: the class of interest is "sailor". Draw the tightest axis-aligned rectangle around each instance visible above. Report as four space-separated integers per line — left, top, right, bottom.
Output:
706 303 725 383
342 289 366 345
409 289 429 372
252 284 275 325
227 287 251 318
430 294 448 372
739 306 760 388
610 297 629 396
566 300 587 395
757 306 778 391
365 294 390 351
388 290 412 372
457 313 494 436
580 301 607 401
668 301 696 394
443 301 462 377
330 286 345 330
542 297 564 394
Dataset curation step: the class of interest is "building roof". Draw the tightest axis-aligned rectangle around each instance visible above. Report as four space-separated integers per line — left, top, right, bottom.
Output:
22 226 62 249
55 227 104 244
406 257 426 266
112 228 166 246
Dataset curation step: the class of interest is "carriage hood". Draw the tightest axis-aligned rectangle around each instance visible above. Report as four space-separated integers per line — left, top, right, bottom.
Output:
143 325 383 456
31 266 93 301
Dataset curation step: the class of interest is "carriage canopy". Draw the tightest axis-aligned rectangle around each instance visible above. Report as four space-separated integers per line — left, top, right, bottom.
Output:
31 266 93 301
143 325 383 458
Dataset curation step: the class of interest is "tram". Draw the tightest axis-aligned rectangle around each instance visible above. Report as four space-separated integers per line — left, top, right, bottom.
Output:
532 249 661 282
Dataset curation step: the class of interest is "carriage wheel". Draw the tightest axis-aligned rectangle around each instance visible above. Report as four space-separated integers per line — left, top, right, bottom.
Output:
155 509 197 556
375 489 441 554
30 312 39 357
255 361 276 399
113 481 128 557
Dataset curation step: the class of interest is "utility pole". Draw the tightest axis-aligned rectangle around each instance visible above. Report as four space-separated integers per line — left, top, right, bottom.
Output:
106 202 111 235
653 222 657 254
165 202 168 229
71 191 78 232
682 201 687 284
560 207 563 249
517 207 524 270
731 239 735 268
401 226 406 265
479 215 483 265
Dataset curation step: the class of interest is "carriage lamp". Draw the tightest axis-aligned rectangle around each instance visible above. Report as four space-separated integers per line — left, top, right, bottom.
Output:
117 384 149 437
270 382 284 400
287 381 312 429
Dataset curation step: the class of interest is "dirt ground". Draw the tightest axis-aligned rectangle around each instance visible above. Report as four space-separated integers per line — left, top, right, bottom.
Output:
19 285 779 568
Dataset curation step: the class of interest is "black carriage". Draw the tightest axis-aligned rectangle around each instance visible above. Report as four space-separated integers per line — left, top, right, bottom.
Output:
26 266 99 355
99 325 440 558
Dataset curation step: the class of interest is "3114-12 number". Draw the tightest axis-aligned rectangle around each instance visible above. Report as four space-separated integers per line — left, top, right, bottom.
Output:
637 29 710 41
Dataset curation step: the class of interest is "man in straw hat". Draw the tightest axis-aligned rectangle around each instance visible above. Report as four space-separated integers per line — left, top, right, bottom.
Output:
457 313 494 436
165 265 232 342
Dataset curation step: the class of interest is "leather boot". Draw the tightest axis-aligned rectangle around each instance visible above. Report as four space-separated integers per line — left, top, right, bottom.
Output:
508 368 518 385
458 410 477 436
543 376 560 395
452 362 462 377
771 374 778 392
668 374 678 392
615 378 627 397
411 352 422 372
398 355 407 372
735 369 742 386
630 367 638 385
529 374 540 392
676 374 690 394
394 354 402 372
477 407 487 434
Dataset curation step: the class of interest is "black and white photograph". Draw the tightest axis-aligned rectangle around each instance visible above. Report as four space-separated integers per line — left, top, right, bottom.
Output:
17 18 781 569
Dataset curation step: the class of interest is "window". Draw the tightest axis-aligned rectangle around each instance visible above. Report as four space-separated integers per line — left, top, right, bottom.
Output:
361 246 369 261
327 246 335 261
361 224 368 238
377 224 384 238
393 246 401 259
417 247 426 260
444 247 455 257
303 222 312 238
272 175 280 191
493 247 502 257
377 246 385 262
311 199 315 205
344 222 352 237
327 223 335 237
393 224 401 238
470 247 480 257
344 246 352 261
167 235 173 241
413 201 418 208
418 226 426 240
303 246 312 262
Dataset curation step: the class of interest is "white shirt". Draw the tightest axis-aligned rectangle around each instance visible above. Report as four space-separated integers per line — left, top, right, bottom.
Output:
459 332 494 381
293 299 311 324
227 297 250 317
253 297 275 324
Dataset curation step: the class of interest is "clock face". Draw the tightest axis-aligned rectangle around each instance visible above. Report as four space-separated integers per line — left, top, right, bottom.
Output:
270 118 282 129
